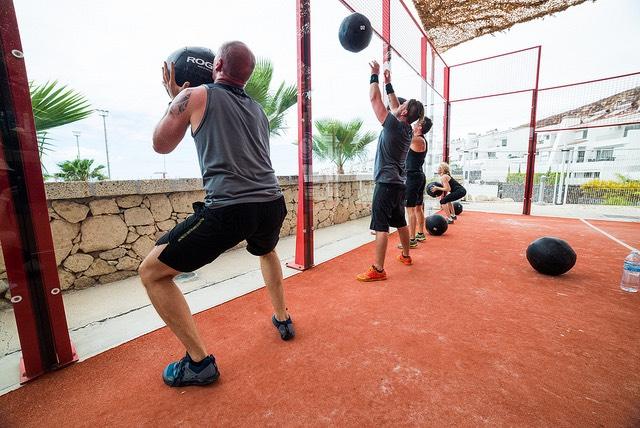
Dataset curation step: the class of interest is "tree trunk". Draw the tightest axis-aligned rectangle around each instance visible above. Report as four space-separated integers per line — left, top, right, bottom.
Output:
337 164 344 175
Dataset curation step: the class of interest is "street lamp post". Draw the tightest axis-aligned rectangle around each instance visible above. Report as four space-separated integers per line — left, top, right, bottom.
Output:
72 131 81 159
154 155 168 179
96 109 111 179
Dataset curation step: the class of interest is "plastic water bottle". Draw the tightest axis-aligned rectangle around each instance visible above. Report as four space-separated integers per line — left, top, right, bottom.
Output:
620 250 640 293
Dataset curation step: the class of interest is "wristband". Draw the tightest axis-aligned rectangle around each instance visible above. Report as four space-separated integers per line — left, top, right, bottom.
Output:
370 74 379 84
385 83 394 94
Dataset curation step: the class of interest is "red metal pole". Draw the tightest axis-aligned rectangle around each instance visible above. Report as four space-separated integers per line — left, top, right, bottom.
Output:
0 0 77 382
382 0 391 64
522 46 542 215
420 36 427 81
430 45 435 89
288 0 314 270
442 66 450 163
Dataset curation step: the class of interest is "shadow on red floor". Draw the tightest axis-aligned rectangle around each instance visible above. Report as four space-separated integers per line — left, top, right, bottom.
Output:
1 212 639 427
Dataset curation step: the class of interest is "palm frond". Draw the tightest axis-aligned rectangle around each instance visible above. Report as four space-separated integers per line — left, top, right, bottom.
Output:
54 158 106 182
30 81 92 132
245 59 273 107
37 131 55 157
245 59 297 136
310 118 376 173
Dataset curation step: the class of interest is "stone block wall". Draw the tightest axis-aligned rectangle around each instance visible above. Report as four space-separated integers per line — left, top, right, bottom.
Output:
0 176 374 306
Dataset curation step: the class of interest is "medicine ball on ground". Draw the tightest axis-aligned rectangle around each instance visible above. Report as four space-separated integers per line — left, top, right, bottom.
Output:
526 237 577 276
338 13 373 53
453 201 463 215
426 214 448 236
166 47 216 87
426 182 443 198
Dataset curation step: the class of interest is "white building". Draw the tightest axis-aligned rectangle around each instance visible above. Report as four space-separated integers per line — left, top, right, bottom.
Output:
450 97 640 185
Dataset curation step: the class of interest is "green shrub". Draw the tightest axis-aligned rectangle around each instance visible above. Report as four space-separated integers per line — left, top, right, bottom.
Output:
581 178 640 206
506 172 559 184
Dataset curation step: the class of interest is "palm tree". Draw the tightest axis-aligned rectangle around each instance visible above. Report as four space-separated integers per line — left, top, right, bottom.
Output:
245 59 297 136
54 159 107 182
30 80 93 157
312 119 377 174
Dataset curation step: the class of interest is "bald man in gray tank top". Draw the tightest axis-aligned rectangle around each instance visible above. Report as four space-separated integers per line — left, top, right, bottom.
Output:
139 41 294 387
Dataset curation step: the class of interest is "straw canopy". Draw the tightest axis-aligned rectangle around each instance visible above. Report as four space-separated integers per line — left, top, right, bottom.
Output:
412 0 594 51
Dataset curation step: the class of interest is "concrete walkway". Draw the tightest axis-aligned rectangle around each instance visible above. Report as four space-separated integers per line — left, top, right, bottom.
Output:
0 217 374 395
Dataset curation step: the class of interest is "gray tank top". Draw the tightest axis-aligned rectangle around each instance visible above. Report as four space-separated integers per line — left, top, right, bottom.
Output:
192 83 281 207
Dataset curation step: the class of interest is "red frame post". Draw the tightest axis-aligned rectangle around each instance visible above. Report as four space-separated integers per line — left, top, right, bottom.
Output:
382 0 391 64
420 37 427 81
0 0 77 382
522 46 542 215
442 66 450 163
288 0 314 270
430 44 436 89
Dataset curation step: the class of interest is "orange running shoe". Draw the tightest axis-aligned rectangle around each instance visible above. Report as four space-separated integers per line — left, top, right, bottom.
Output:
397 253 413 266
356 265 387 282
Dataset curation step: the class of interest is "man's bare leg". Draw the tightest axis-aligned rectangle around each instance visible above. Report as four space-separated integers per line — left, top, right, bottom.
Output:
374 231 389 270
397 225 411 257
416 204 425 234
260 250 288 321
139 245 208 361
407 207 417 239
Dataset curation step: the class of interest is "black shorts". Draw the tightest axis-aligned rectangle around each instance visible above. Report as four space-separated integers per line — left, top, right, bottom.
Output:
370 183 407 232
440 188 467 205
156 197 287 272
405 172 426 207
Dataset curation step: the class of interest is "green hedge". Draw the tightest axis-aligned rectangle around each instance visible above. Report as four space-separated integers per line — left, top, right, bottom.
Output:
580 176 640 206
506 172 560 184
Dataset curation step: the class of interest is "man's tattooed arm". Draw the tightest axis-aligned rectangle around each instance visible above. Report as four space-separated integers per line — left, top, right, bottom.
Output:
169 91 191 115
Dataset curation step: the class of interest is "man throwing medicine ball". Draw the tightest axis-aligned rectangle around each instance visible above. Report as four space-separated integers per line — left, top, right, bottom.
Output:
357 61 424 282
139 41 294 388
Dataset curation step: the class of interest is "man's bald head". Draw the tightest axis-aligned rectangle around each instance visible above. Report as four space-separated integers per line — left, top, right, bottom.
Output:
215 41 256 86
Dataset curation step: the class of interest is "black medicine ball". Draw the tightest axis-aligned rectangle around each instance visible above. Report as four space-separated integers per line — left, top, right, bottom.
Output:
526 237 577 276
426 182 444 198
453 201 463 215
166 47 215 87
338 13 373 53
426 214 448 236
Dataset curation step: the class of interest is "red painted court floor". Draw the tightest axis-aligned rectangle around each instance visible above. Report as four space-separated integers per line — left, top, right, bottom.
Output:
0 212 639 427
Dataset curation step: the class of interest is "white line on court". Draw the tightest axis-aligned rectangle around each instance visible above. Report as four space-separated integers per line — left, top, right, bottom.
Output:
580 218 638 252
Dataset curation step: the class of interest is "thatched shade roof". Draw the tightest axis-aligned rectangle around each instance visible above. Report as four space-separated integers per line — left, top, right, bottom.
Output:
412 0 594 51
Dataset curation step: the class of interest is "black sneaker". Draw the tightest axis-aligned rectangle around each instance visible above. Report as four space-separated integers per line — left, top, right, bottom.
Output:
415 232 426 242
162 353 220 387
272 314 295 341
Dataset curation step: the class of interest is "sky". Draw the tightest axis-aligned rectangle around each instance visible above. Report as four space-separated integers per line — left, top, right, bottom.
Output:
11 0 640 179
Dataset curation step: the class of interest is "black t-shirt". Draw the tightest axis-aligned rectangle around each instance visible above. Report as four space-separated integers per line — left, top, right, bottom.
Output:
373 114 413 184
447 174 463 192
406 138 427 173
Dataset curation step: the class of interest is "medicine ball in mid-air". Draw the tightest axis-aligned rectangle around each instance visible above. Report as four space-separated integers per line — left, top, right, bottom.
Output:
426 182 443 198
453 201 463 215
338 13 373 53
426 214 448 236
526 237 577 276
166 47 215 87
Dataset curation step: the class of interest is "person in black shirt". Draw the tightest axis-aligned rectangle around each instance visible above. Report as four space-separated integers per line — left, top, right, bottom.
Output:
356 62 424 282
402 117 432 247
430 162 466 223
